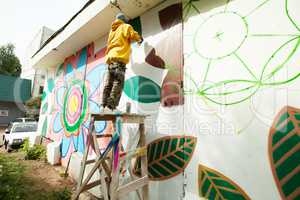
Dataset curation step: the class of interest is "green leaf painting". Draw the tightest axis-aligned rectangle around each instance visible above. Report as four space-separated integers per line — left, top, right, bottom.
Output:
133 135 197 181
269 106 300 200
198 164 251 200
124 76 161 103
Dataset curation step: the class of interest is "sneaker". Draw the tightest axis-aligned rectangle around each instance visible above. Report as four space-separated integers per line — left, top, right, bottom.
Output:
101 107 112 113
111 108 122 114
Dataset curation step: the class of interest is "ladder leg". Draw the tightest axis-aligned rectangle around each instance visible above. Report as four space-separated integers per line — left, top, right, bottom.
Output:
139 123 149 200
75 144 112 197
128 165 142 200
100 168 109 200
91 123 110 200
74 117 95 199
110 119 122 200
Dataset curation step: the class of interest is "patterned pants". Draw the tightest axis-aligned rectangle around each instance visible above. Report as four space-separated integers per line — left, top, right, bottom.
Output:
102 62 126 109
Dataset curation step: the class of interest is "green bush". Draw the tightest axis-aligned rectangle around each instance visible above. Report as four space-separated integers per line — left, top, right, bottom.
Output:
21 138 30 152
22 138 46 160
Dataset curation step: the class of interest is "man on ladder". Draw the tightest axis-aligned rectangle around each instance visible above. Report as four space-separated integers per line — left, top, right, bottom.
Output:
102 13 143 112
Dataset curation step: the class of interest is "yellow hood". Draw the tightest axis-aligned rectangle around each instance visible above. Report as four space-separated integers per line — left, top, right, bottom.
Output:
111 19 124 31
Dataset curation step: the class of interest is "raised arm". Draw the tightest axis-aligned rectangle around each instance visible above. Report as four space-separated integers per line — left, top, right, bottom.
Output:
126 24 142 43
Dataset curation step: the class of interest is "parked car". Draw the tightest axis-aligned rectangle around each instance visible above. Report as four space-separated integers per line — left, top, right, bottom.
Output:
3 122 38 152
2 117 36 136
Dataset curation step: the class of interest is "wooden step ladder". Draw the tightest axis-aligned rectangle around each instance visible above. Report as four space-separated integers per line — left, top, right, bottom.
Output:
74 113 149 200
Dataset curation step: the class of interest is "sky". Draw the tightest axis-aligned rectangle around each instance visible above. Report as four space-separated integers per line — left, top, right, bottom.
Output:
0 0 88 67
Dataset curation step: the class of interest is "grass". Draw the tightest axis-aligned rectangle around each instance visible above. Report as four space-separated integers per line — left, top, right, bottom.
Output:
0 152 72 200
0 152 26 199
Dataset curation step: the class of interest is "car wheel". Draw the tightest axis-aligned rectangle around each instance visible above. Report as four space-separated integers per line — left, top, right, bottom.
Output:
4 141 11 153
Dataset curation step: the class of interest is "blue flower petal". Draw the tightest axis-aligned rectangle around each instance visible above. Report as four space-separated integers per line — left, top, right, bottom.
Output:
78 129 85 153
73 128 85 153
86 64 106 96
53 112 63 133
83 116 91 129
73 134 79 152
95 121 107 135
56 86 66 108
83 113 106 135
61 135 71 158
89 100 101 114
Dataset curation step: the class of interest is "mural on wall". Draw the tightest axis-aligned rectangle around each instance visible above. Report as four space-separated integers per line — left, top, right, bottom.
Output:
39 44 113 163
269 106 300 200
184 0 300 106
184 0 300 199
36 0 300 199
38 1 188 175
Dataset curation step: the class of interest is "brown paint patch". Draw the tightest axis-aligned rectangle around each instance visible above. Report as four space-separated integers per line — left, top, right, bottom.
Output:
159 3 182 30
154 3 184 107
145 48 165 69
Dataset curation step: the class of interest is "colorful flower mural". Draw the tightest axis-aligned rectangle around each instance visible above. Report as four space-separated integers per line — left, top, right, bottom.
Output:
41 45 110 160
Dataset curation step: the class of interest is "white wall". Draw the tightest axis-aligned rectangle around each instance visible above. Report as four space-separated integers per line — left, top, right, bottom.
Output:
37 0 300 199
184 0 300 199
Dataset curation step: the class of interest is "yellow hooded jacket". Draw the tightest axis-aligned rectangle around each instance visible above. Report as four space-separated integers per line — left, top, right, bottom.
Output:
105 19 142 64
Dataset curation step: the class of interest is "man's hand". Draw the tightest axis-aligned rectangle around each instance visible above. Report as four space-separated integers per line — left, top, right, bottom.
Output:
138 37 144 45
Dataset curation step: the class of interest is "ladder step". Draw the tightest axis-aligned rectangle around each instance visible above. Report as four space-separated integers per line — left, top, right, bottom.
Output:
83 180 102 191
117 176 149 197
96 134 112 138
86 157 111 165
86 159 96 164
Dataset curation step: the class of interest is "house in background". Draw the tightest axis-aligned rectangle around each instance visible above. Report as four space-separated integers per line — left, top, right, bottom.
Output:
22 26 54 118
0 74 31 126
22 26 55 97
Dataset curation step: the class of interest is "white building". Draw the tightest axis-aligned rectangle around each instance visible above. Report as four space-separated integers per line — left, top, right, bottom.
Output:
23 26 54 97
30 0 300 199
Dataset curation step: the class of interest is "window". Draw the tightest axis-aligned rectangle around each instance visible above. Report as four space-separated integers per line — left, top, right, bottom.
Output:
12 123 38 133
0 110 9 117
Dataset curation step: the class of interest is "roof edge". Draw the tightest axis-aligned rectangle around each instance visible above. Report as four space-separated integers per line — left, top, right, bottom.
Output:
32 0 96 58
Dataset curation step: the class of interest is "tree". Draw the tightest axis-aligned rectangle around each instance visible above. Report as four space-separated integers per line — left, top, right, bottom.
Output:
0 43 21 76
